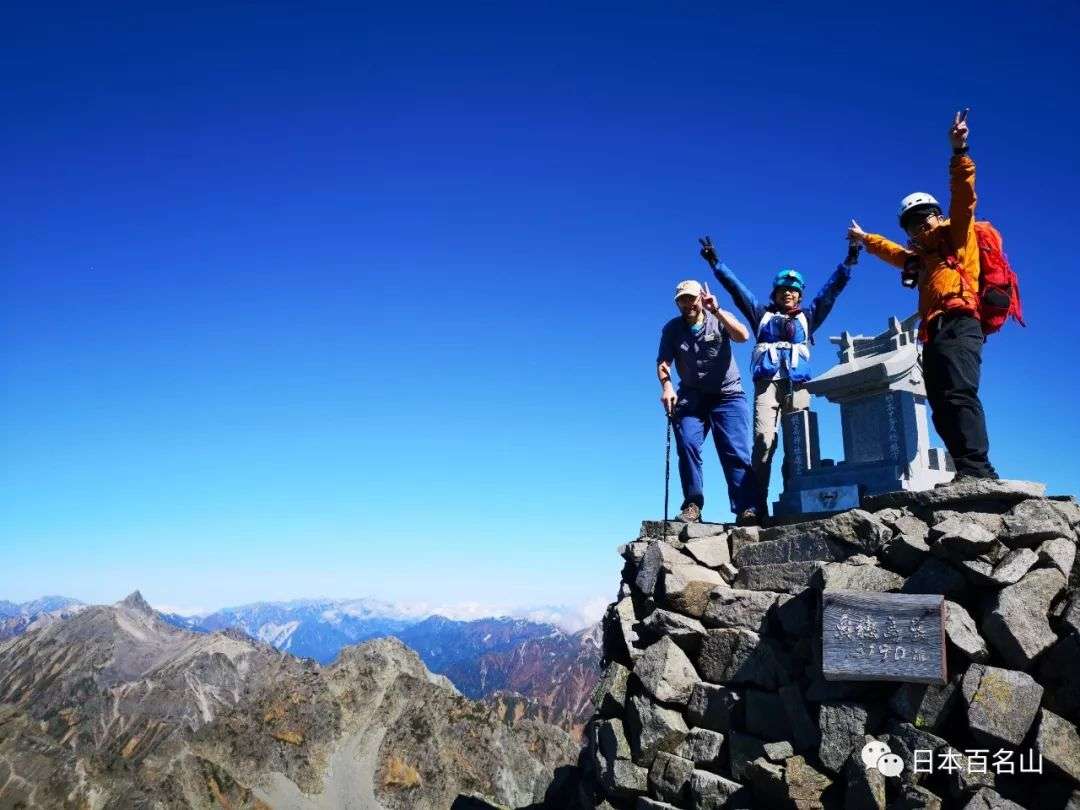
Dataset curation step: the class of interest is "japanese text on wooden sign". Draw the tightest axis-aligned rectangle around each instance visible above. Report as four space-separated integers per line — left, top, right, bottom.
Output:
822 591 946 685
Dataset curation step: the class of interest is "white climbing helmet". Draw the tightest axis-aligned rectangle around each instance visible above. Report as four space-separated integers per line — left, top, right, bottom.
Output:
898 192 942 226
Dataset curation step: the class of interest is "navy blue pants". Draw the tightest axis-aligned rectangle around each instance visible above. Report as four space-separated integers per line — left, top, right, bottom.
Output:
672 388 758 515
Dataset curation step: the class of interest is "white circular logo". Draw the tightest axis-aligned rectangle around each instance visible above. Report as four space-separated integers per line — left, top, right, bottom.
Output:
861 740 891 769
877 753 905 778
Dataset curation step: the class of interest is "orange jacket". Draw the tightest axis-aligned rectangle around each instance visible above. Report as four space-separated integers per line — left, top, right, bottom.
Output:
863 154 981 337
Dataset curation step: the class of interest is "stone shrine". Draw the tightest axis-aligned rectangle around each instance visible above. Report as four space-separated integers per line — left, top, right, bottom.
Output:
774 314 954 517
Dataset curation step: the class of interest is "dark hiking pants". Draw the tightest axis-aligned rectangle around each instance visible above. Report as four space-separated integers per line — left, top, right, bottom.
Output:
922 313 997 479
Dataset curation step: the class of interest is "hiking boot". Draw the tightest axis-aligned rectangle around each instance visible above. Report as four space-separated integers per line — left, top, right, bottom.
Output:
735 508 760 527
678 503 702 523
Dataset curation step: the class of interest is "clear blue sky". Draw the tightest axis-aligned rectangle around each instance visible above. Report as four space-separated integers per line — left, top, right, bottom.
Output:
3 2 1077 614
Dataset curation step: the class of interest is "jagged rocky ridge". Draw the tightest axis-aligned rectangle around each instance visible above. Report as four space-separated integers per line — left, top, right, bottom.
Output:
576 479 1080 810
0 592 581 809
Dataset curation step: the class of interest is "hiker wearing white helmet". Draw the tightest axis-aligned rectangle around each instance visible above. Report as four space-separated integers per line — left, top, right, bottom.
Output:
848 109 998 482
656 279 760 525
699 238 857 514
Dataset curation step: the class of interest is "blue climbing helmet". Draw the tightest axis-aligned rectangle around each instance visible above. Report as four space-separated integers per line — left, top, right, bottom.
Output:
773 268 805 294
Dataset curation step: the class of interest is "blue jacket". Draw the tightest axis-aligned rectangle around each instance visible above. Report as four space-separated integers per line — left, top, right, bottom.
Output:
712 261 851 383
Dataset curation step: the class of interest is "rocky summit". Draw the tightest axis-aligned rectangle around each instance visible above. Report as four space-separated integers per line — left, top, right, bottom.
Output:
574 480 1080 810
0 591 581 809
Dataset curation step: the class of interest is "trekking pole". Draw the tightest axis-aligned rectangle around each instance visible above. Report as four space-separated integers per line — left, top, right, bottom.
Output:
662 414 673 540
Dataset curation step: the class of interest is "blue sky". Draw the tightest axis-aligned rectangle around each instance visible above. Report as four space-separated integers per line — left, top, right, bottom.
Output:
3 2 1078 616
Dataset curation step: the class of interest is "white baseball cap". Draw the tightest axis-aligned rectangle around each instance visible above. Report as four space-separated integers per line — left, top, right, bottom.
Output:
674 280 702 302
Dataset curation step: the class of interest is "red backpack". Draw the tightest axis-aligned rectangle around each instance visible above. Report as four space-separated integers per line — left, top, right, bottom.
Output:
972 221 1025 336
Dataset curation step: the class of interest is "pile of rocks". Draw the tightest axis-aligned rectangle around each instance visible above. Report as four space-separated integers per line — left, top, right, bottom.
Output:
578 479 1080 809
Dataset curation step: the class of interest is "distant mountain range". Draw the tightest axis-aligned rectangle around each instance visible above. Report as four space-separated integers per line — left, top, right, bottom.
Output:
0 591 585 808
1 594 602 732
0 596 86 640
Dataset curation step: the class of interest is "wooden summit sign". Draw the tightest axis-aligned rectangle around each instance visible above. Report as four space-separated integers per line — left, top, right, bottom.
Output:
821 591 946 685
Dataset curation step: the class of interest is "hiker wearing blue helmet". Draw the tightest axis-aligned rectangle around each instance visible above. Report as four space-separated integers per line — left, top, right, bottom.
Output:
699 238 857 513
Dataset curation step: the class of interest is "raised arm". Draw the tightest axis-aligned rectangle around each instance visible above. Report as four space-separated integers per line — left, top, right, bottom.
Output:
698 236 763 326
848 218 913 270
806 258 853 335
947 108 977 252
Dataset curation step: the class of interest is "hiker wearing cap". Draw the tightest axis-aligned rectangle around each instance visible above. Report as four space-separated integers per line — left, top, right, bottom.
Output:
848 109 998 481
699 237 856 512
656 280 760 525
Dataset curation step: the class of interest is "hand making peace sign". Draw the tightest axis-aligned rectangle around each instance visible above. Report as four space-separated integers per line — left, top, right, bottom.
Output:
700 282 720 317
950 108 970 150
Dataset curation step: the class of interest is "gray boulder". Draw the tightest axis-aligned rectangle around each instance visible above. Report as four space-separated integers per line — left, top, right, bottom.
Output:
594 718 649 800
626 692 689 767
728 526 760 559
686 682 742 732
1034 707 1080 784
673 727 724 769
684 535 731 568
893 784 944 810
681 522 728 541
961 664 1043 747
928 508 1004 535
1038 536 1076 578
660 564 727 619
989 547 1039 586
811 557 905 591
818 702 870 773
688 769 744 810
702 588 781 632
878 510 932 574
1000 498 1073 547
902 557 968 600
944 600 990 663
1049 497 1080 528
636 541 691 596
733 533 852 567
862 478 1044 512
603 596 642 664
981 568 1065 668
757 508 892 555
727 730 767 782
634 636 700 706
641 609 707 652
886 722 949 784
695 628 790 689
889 680 958 732
596 717 632 763
746 755 832 810
928 515 998 560
735 561 826 592
647 751 694 804
641 520 689 539
592 662 631 717
962 788 1027 810
763 740 795 761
